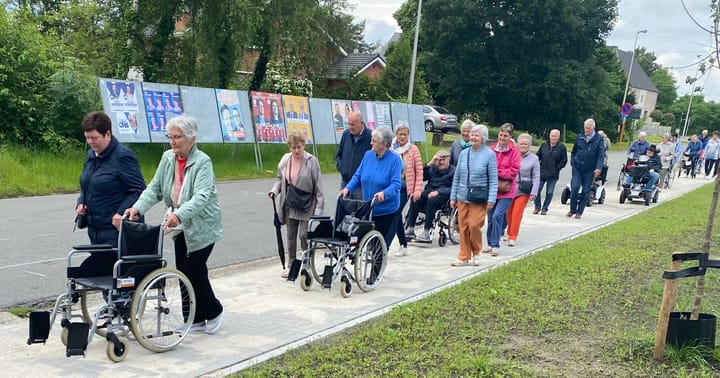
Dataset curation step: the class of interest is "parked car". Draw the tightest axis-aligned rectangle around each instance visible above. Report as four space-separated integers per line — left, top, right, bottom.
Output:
423 105 458 133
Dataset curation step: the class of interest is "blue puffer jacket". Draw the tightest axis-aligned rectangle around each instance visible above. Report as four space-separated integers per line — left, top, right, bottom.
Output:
78 136 146 231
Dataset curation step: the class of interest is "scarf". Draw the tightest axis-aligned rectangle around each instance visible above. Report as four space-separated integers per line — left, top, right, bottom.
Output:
459 139 472 149
392 137 411 155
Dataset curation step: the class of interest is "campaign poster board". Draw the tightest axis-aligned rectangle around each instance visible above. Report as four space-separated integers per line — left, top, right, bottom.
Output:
251 91 286 143
309 98 336 145
177 86 222 143
373 101 393 129
98 78 150 143
142 82 183 143
408 104 426 143
390 102 410 133
330 99 352 140
215 89 254 143
283 95 313 144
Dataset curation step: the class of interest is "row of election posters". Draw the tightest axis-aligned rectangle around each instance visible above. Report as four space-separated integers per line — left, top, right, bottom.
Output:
98 78 425 145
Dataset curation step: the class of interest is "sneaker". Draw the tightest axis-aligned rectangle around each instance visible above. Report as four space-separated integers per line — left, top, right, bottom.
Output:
481 246 493 253
405 227 416 238
472 255 480 266
540 210 547 215
415 229 432 242
394 246 409 257
508 240 515 247
281 269 289 278
177 321 204 334
451 260 470 267
490 248 499 256
501 234 509 242
533 208 540 214
205 310 224 334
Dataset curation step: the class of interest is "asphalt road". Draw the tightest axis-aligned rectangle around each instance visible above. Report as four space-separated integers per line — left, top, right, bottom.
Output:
0 150 626 309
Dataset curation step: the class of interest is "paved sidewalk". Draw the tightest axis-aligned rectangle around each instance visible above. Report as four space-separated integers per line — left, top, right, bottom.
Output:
1 176 710 377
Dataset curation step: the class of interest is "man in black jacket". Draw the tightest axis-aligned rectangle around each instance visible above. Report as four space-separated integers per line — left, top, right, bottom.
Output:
533 129 567 215
406 150 455 242
335 111 371 199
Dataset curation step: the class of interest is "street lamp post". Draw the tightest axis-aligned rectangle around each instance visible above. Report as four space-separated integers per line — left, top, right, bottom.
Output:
407 0 422 104
618 29 647 148
682 60 702 137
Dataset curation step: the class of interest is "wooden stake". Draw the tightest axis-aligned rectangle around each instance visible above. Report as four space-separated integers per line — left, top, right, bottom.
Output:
653 253 683 361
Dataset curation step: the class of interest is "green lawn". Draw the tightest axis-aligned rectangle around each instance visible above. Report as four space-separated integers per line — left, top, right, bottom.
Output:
234 184 720 377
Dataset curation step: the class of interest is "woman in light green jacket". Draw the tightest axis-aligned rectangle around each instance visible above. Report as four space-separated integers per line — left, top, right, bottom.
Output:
127 114 224 335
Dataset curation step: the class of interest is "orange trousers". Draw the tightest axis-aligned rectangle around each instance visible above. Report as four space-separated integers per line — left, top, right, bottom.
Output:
456 202 488 262
506 194 530 241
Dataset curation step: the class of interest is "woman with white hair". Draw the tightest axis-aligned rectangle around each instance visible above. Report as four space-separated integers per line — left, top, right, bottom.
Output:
127 114 225 334
450 120 475 166
449 124 498 266
388 121 423 257
341 127 403 247
657 132 675 186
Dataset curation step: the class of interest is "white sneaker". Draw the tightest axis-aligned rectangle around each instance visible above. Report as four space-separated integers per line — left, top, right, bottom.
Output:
502 234 509 242
176 321 204 334
280 269 289 278
472 255 480 266
481 246 493 253
394 246 409 257
508 240 515 247
205 310 224 334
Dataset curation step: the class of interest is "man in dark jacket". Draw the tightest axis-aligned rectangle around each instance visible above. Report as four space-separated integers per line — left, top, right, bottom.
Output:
623 144 662 190
533 129 567 215
335 111 372 199
406 150 455 242
568 118 605 219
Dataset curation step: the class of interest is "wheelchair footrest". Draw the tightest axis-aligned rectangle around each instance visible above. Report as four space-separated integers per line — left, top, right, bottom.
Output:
27 311 50 345
321 265 334 289
66 322 90 357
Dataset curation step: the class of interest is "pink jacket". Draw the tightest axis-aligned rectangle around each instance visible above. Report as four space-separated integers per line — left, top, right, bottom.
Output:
401 144 424 198
492 142 521 200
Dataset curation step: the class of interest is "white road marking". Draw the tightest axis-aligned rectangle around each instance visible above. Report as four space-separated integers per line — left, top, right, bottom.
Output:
23 271 47 277
0 257 65 269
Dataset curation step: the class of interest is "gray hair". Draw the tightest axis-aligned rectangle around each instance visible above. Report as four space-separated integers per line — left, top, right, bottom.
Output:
584 118 595 128
639 131 647 137
166 114 198 140
663 132 670 139
394 121 410 134
517 133 533 145
372 127 394 148
460 119 475 130
470 124 489 141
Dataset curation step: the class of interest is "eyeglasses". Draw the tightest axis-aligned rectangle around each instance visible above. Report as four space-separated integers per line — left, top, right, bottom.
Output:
165 134 185 141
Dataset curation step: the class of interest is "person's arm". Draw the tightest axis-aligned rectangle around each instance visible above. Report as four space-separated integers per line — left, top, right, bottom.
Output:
132 155 169 215
558 144 568 169
381 157 403 202
498 148 521 179
268 154 287 198
114 154 147 216
173 156 215 223
436 166 455 197
312 157 324 215
335 132 345 172
531 157 541 197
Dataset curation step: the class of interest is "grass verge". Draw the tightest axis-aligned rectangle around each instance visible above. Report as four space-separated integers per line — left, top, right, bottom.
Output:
235 184 720 377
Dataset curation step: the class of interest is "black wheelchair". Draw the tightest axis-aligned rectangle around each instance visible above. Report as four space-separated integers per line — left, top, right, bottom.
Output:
406 198 459 247
27 220 196 362
297 197 388 298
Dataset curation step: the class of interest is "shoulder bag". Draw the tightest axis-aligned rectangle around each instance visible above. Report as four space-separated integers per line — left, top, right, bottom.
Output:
465 150 488 203
284 158 314 213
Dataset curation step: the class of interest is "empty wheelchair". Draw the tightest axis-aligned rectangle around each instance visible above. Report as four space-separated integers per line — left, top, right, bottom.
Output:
406 199 459 247
27 220 196 362
297 197 388 298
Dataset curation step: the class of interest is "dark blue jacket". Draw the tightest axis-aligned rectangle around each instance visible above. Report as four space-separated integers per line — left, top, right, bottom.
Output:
78 136 146 232
335 126 372 183
537 141 568 180
570 132 605 174
422 164 455 197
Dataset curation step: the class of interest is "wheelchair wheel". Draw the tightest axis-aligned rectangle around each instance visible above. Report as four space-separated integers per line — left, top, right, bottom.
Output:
307 243 328 285
438 232 447 247
80 291 108 337
616 170 624 191
299 269 313 291
354 230 388 292
560 188 569 204
106 335 128 362
448 207 459 245
619 189 627 204
60 327 69 346
340 276 352 298
652 190 659 203
130 268 196 353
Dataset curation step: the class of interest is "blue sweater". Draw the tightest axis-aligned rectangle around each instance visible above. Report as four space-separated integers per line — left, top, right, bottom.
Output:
451 145 498 204
346 150 402 216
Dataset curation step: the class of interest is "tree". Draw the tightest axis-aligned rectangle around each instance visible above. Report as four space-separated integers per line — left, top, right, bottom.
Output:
651 67 678 111
414 0 619 135
633 47 659 76
649 110 664 122
378 33 430 104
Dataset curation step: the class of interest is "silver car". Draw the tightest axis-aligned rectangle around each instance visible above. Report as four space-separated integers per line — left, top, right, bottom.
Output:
423 105 458 133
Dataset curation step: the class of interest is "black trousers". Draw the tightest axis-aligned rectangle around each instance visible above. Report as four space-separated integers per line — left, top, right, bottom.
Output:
372 212 398 249
407 192 449 230
174 233 223 323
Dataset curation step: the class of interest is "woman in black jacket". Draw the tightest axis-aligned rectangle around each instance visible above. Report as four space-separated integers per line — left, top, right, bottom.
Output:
76 112 146 275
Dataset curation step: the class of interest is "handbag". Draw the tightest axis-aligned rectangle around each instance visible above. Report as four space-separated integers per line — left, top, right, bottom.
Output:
518 180 533 195
75 213 88 230
465 151 488 203
285 183 313 213
498 178 512 193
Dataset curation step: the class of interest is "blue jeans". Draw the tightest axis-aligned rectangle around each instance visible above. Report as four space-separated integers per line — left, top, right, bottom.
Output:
533 177 558 212
570 168 595 215
623 171 659 190
486 198 512 248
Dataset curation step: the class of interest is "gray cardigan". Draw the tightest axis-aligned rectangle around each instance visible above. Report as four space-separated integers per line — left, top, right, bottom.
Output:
270 151 324 223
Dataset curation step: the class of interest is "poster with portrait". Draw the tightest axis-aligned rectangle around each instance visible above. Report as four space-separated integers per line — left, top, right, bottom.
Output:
215 89 251 143
98 78 150 143
251 91 286 143
330 99 352 140
283 95 313 144
142 82 183 143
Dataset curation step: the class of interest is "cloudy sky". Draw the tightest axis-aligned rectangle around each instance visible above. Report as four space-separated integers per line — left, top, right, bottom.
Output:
352 0 720 103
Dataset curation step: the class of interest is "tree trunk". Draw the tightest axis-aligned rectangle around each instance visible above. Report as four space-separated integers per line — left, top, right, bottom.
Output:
691 175 720 319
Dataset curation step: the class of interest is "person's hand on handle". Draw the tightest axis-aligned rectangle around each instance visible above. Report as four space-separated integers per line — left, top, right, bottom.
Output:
125 207 141 221
374 191 385 202
268 192 276 200
340 188 350 198
76 204 87 216
412 191 421 201
111 213 122 230
164 211 180 229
